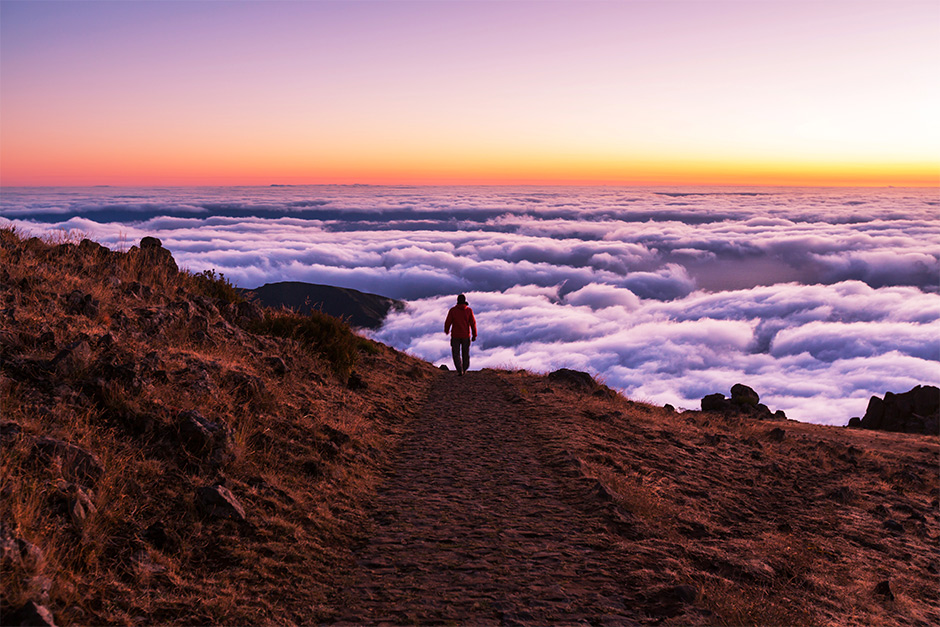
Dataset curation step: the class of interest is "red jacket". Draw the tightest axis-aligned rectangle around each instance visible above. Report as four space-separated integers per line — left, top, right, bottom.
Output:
444 303 477 339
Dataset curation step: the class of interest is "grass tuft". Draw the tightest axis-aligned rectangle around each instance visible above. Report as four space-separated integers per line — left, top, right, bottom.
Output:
249 309 360 380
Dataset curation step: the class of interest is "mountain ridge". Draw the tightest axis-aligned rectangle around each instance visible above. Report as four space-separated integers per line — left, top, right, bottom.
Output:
243 280 402 330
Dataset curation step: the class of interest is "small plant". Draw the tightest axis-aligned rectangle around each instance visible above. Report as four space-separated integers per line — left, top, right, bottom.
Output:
190 269 244 304
250 309 360 379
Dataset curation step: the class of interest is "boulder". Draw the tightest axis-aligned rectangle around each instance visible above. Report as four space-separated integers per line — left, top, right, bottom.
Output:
702 393 730 412
701 385 783 420
176 410 233 464
77 238 110 259
874 579 894 601
857 385 939 434
731 383 760 406
548 368 596 392
767 427 786 442
137 237 178 274
197 485 246 522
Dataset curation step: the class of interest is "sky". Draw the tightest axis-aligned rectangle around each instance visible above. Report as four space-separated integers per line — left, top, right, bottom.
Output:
1 0 938 187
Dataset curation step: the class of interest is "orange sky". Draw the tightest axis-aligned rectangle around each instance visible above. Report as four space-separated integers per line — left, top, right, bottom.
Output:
1 1 938 187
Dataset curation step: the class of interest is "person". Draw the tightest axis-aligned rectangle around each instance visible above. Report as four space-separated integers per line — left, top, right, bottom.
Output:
444 294 477 375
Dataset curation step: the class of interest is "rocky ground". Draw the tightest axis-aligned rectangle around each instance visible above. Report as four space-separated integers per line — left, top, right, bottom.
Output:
2 228 938 626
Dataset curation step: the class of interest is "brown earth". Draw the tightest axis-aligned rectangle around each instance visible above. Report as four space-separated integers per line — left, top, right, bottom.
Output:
2 228 939 626
319 370 940 626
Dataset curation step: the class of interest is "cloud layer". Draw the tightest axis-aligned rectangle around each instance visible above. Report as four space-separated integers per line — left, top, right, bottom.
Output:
3 185 938 424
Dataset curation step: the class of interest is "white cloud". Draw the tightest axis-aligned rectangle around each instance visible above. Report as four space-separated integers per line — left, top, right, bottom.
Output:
3 185 938 424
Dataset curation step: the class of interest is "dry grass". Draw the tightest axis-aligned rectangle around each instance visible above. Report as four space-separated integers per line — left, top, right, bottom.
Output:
3 226 937 626
499 369 940 627
0 227 437 624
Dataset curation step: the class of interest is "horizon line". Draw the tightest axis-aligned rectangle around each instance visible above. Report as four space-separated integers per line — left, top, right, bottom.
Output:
2 182 938 190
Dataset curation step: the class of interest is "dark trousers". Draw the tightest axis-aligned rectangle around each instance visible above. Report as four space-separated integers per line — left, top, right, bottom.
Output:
451 337 471 373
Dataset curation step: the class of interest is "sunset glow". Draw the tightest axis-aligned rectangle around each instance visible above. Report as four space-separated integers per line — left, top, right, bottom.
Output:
2 0 938 187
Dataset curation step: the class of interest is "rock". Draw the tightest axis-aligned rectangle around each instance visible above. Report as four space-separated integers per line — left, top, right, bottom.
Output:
701 393 729 412
197 485 246 522
77 238 110 258
96 333 114 350
32 437 104 487
264 356 287 376
320 424 351 447
1 420 22 443
37 330 56 348
883 519 904 533
548 368 596 392
176 410 233 464
439 364 449 371
767 427 786 442
137 237 178 274
55 480 97 531
648 584 698 616
847 416 861 428
64 290 99 317
301 460 324 478
9 601 57 627
347 372 366 390
827 485 857 503
225 370 266 399
0 524 44 570
858 385 940 434
731 383 760 406
663 404 675 413
139 236 162 250
123 281 152 299
235 300 263 323
142 521 180 552
874 579 894 601
52 338 93 378
740 559 775 581
702 387 783 420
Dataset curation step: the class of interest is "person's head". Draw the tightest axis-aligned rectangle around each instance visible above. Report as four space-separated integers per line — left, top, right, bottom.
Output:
457 294 467 305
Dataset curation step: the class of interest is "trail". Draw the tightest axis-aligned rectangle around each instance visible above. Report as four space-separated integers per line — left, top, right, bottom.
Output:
335 370 642 625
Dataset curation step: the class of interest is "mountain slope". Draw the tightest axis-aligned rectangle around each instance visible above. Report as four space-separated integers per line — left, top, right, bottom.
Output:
1 228 937 626
0 229 436 625
245 281 402 330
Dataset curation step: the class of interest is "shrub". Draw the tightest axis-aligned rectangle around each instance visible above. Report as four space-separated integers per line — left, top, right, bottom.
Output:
190 269 244 304
250 309 359 379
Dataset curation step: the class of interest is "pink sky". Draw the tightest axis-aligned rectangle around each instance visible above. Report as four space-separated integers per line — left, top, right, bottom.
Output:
1 0 938 186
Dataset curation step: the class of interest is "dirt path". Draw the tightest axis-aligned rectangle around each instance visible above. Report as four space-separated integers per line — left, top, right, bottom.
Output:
333 370 644 625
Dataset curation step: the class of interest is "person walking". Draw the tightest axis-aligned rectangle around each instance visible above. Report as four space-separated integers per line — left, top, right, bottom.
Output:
444 294 477 375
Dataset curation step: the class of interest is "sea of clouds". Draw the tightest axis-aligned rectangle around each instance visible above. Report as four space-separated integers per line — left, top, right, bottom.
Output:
2 185 938 424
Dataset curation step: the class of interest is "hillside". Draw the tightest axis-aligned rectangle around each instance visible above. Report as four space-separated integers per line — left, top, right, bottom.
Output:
1 228 938 626
245 281 403 330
